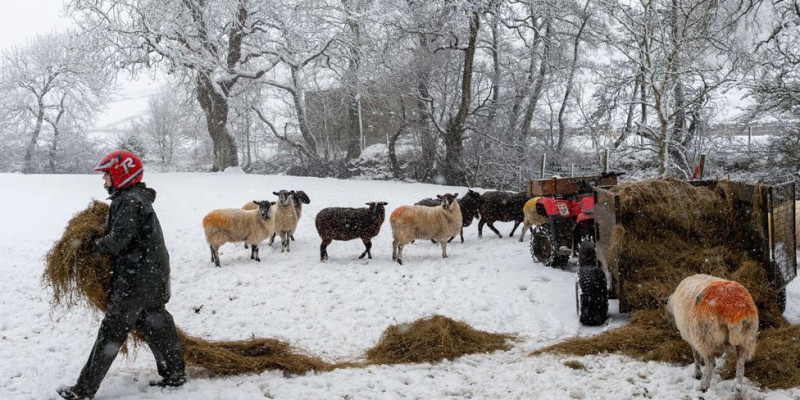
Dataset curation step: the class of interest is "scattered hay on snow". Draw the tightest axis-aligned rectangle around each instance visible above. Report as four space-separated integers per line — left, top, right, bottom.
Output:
365 315 514 365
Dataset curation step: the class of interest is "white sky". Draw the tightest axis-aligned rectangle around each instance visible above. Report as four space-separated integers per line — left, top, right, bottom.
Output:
0 0 163 133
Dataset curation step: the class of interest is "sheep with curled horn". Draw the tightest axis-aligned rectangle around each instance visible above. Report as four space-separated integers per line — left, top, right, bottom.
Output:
391 193 462 265
414 189 483 243
315 202 388 261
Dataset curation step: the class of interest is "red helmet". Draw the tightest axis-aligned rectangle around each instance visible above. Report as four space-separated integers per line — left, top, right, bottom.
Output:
93 150 144 189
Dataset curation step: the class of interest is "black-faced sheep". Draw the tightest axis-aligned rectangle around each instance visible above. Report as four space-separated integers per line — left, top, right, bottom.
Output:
415 189 483 243
477 191 528 238
390 193 462 265
315 202 388 261
665 274 758 399
243 189 309 242
202 200 276 267
269 190 299 253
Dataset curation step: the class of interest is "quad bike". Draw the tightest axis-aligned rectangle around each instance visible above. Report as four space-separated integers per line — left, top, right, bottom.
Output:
526 172 623 269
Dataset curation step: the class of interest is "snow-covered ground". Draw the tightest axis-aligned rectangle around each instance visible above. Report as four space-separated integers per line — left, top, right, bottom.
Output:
1 172 798 400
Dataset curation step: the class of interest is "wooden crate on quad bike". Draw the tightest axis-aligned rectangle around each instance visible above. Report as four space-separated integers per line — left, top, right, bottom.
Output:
577 179 797 326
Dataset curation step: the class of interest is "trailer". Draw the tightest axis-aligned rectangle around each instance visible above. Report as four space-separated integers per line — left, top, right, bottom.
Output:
576 179 797 326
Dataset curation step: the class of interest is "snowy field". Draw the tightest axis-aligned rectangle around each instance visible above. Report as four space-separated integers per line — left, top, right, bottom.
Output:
1 172 799 400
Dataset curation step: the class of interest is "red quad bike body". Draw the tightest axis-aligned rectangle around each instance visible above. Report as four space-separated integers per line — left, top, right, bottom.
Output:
526 173 621 269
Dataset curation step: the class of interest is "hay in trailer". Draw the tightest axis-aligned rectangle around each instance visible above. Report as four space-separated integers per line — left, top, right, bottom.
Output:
42 201 334 376
536 178 799 389
365 315 514 365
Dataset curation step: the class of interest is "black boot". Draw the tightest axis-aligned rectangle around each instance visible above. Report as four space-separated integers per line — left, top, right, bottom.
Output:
57 385 93 400
149 374 186 388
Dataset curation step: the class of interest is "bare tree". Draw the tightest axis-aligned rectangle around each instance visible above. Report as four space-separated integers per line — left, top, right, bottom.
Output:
68 0 282 171
0 31 111 174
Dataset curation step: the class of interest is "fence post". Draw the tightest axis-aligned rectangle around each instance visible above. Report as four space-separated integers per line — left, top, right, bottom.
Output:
571 163 574 177
602 148 609 173
540 153 547 178
698 154 706 180
748 126 752 150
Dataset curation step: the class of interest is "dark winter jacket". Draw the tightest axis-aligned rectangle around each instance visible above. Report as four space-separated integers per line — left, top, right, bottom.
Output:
95 183 171 307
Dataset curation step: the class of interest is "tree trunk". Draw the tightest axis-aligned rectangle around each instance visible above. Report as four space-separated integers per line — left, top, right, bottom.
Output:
443 11 480 186
196 72 238 171
416 35 435 181
520 18 552 148
556 5 589 154
289 67 319 157
23 101 46 174
345 12 363 160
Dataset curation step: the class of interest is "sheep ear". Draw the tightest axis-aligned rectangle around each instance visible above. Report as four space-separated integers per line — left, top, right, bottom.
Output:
273 191 279 196
436 195 443 199
270 201 276 205
380 202 388 206
661 296 670 306
453 193 459 198
252 200 259 205
366 202 373 206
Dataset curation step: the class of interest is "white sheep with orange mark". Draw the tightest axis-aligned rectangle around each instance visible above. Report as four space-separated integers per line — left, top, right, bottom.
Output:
518 197 546 242
390 193 462 265
202 200 276 267
665 274 758 399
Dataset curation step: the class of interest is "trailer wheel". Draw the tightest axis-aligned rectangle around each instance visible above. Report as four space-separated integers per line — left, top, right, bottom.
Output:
576 265 608 326
531 225 569 268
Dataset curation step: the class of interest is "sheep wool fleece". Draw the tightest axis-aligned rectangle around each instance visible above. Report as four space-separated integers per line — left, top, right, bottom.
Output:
75 183 185 396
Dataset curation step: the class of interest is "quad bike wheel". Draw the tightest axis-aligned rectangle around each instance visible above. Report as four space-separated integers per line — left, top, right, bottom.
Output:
576 265 608 326
530 224 569 269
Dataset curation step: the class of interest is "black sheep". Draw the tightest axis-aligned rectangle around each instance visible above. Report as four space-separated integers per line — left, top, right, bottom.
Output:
315 202 388 261
477 191 528 238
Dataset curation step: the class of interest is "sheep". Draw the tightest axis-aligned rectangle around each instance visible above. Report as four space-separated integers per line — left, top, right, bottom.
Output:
477 191 528 238
269 190 299 253
242 189 309 242
315 202 388 261
202 200 276 267
415 189 483 243
518 197 546 242
391 193 462 265
665 274 758 399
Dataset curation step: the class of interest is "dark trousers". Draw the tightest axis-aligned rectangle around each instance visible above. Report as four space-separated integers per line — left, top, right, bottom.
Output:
75 300 185 396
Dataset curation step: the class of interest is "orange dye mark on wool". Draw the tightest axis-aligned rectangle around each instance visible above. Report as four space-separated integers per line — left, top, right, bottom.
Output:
390 206 408 222
694 280 758 324
202 213 230 229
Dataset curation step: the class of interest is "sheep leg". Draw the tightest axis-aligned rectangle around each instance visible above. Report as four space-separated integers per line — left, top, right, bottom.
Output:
508 220 521 237
478 219 485 238
281 232 290 253
290 234 295 241
440 240 448 258
460 227 464 243
269 232 276 246
691 348 703 379
359 239 372 259
394 242 403 265
320 238 331 262
734 345 746 400
519 223 531 242
251 244 261 262
699 354 715 392
486 222 503 238
210 246 220 267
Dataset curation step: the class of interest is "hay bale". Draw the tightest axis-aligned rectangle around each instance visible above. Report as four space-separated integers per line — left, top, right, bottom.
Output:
365 315 513 365
43 201 334 376
43 200 112 311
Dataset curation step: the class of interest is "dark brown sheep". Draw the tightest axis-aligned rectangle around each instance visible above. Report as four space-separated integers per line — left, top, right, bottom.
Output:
477 191 528 238
414 189 483 242
315 202 388 261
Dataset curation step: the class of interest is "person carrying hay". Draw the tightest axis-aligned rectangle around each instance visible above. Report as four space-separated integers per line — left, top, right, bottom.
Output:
58 151 186 400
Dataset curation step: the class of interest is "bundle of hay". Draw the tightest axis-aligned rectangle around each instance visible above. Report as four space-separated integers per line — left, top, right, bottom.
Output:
42 200 333 376
365 315 513 365
536 179 799 389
